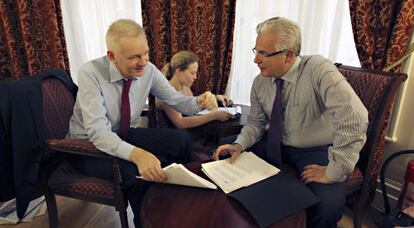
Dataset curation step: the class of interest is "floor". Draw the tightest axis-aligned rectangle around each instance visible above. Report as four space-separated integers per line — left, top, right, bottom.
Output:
0 196 379 228
338 207 378 228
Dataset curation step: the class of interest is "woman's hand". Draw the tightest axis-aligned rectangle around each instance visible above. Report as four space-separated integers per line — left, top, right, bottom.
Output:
215 95 231 106
214 110 233 121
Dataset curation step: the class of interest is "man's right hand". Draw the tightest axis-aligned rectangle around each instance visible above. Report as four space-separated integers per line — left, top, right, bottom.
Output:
197 91 218 110
129 147 167 182
213 143 242 164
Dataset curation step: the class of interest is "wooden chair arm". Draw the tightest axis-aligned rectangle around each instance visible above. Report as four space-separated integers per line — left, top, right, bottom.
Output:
47 139 113 160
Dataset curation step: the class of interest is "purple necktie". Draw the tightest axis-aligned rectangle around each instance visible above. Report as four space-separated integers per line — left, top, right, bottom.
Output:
119 79 132 138
267 79 284 165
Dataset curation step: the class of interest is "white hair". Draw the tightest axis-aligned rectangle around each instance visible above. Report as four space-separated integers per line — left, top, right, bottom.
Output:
256 17 301 55
105 19 145 53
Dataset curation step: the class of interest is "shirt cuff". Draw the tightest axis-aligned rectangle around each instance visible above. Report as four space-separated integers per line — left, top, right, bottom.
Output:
192 97 202 112
234 137 249 152
325 163 347 182
115 141 135 161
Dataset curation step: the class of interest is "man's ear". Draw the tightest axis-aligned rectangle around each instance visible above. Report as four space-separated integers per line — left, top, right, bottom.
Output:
107 51 115 62
285 50 296 64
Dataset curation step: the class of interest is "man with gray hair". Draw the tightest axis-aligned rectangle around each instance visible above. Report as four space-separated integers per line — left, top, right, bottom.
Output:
68 19 217 227
214 17 368 227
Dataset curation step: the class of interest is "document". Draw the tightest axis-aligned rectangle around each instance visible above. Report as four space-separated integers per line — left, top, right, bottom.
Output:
137 163 217 190
197 106 242 117
201 152 280 194
0 196 46 224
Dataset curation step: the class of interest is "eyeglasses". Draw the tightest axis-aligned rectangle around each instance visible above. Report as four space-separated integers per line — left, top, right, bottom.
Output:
252 48 287 57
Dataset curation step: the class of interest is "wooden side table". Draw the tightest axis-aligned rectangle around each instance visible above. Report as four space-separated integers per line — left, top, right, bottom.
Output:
140 161 306 228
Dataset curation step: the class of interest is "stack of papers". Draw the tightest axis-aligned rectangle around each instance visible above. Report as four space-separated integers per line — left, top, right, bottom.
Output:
0 196 46 224
137 153 279 194
197 106 242 117
201 152 280 194
137 163 217 190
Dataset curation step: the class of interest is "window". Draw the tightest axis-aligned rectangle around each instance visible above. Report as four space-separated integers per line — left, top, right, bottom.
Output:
227 0 360 105
61 0 142 83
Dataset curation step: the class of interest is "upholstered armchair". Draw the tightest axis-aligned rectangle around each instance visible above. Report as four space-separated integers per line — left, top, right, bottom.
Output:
337 64 407 228
40 76 129 228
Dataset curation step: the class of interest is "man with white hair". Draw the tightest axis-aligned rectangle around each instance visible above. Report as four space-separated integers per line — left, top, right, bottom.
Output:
215 17 368 227
68 19 217 227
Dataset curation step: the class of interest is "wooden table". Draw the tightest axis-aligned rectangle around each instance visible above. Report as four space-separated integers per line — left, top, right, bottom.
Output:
140 161 306 228
202 105 249 137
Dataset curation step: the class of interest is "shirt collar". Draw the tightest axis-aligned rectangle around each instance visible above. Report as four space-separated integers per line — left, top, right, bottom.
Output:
272 56 302 84
109 59 138 83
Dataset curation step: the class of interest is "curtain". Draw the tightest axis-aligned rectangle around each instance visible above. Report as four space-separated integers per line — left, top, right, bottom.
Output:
60 0 142 83
227 0 360 105
0 0 69 80
141 0 236 95
349 0 414 72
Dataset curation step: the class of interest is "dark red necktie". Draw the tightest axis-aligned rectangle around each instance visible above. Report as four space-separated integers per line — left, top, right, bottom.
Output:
119 79 132 138
267 79 284 165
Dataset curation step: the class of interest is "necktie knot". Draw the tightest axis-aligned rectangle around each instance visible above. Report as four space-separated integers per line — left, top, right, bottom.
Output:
124 79 132 90
275 78 283 88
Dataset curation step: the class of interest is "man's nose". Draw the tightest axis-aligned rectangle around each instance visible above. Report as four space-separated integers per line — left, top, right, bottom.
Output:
254 54 262 64
138 57 148 65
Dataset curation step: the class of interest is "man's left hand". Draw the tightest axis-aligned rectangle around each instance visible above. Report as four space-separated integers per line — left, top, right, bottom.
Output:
301 164 334 184
197 91 218 110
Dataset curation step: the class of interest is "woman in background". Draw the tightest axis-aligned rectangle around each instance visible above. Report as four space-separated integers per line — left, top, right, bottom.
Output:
156 51 232 129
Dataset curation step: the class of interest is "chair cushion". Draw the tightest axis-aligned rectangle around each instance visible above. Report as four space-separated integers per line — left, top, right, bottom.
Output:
48 162 115 200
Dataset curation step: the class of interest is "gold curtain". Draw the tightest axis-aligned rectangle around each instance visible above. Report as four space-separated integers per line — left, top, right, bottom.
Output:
0 0 69 80
141 0 236 95
349 0 414 72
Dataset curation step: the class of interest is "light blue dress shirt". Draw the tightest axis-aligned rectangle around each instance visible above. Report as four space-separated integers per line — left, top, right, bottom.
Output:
67 56 201 160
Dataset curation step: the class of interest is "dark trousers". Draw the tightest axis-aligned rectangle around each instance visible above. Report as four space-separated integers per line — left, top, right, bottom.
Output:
71 127 192 228
220 134 345 228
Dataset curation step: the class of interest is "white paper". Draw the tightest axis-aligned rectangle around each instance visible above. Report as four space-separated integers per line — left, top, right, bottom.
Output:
0 196 45 224
137 163 217 190
201 152 280 194
197 106 242 116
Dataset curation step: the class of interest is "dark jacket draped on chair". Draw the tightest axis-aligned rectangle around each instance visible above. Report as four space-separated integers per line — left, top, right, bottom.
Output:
0 70 76 219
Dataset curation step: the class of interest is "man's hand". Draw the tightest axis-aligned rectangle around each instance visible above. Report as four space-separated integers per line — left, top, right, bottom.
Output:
213 143 242 164
129 147 167 182
301 165 334 184
197 91 218 110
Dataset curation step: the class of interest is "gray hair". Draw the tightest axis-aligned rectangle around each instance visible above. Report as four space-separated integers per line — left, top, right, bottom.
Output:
256 17 301 55
106 19 145 53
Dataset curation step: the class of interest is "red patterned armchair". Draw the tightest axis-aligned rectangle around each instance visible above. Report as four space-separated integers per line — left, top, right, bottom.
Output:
40 77 129 228
337 64 407 228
